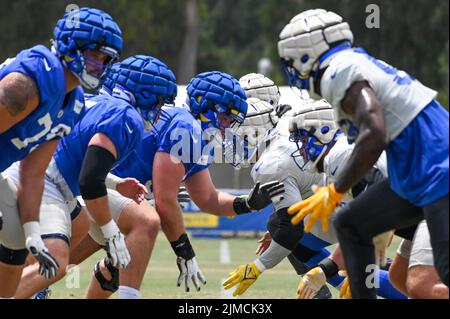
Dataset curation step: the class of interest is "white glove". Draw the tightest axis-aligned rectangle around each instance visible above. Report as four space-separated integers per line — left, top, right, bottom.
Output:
176 256 207 292
297 267 327 299
23 222 59 279
100 220 131 269
373 230 395 267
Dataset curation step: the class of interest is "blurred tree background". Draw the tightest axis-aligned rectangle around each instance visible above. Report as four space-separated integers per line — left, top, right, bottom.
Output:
0 0 448 107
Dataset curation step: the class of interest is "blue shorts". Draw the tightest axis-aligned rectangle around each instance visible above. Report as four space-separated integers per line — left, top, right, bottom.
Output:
387 100 449 207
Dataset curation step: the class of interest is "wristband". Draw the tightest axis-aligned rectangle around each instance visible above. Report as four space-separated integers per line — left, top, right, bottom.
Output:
170 233 195 260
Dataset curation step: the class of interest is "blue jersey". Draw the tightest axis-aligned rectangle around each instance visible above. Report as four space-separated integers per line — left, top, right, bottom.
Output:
0 45 84 172
113 106 212 192
387 100 449 206
54 93 144 196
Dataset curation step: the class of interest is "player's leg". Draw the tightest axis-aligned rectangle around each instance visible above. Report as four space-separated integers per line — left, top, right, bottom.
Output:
406 221 449 298
333 180 424 298
14 200 74 298
407 266 449 299
15 238 69 298
68 204 91 252
0 249 26 298
422 194 449 287
0 174 29 298
85 192 160 299
388 240 411 295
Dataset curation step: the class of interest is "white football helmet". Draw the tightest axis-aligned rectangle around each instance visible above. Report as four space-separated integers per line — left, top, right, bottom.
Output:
289 99 340 167
278 9 353 91
224 97 278 168
239 73 281 108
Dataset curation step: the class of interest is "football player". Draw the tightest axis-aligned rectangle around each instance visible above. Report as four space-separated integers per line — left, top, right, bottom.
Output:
0 7 122 298
279 9 448 298
389 221 449 298
73 71 285 298
9 55 176 299
222 74 405 299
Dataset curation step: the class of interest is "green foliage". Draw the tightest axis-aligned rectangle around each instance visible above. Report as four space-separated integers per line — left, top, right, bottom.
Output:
0 0 448 103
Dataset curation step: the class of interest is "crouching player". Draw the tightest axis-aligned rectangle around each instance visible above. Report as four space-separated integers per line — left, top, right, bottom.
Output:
0 7 122 298
78 71 285 297
11 55 176 299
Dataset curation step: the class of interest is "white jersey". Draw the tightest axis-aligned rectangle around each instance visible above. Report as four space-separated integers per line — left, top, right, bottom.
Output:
250 111 326 211
321 49 437 143
323 134 388 186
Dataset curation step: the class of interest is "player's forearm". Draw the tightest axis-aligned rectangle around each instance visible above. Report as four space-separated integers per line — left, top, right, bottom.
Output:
197 191 236 217
156 198 187 242
17 140 57 225
17 176 44 225
334 130 385 193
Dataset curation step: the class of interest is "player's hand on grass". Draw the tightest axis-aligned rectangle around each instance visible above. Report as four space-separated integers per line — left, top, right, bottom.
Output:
297 266 327 299
116 178 148 204
288 183 344 232
255 231 272 255
176 256 207 292
170 233 206 292
101 220 131 269
24 222 59 279
223 262 262 297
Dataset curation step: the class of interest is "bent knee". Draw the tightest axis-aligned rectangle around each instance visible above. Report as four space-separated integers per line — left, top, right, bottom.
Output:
406 266 441 299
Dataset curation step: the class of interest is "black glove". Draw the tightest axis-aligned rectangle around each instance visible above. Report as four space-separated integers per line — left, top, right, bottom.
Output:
234 181 285 214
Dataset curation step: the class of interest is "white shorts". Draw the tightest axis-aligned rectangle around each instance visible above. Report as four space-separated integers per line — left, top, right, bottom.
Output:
0 161 77 249
409 221 434 268
85 189 133 246
396 221 434 268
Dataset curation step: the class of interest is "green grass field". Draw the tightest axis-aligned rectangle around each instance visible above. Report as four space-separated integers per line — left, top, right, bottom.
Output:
48 233 403 299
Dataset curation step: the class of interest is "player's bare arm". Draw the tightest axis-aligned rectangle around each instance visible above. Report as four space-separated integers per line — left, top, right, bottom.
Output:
153 151 187 242
334 81 388 193
0 72 39 133
17 139 59 225
185 169 236 217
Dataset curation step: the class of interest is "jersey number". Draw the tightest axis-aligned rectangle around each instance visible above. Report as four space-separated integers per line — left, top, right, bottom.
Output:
10 113 71 150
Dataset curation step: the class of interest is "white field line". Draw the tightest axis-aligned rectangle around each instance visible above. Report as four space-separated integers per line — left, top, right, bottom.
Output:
219 240 236 298
219 240 231 265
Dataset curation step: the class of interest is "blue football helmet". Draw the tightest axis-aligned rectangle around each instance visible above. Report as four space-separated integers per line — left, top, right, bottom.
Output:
52 7 123 90
102 55 177 128
186 71 248 133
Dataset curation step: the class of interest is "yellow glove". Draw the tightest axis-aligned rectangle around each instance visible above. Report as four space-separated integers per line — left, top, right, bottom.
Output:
338 270 351 299
297 267 327 299
288 184 344 232
373 230 395 267
223 262 262 297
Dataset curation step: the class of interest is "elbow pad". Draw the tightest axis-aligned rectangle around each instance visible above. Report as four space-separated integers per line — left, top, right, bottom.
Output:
79 145 116 200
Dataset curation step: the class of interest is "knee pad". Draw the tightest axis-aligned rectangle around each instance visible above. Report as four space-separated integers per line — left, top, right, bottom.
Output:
0 244 28 265
94 257 119 292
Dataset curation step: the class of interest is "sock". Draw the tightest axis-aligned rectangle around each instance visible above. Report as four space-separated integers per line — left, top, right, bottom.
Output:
118 286 140 299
